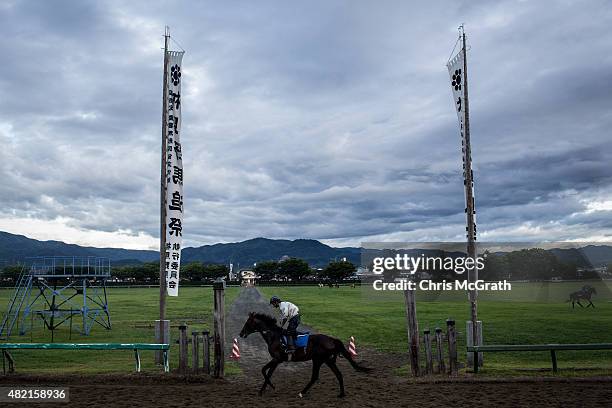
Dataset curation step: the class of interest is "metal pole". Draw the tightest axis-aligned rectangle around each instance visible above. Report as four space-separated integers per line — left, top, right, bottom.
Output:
157 26 171 357
82 279 87 335
51 281 57 341
103 281 111 329
461 27 479 357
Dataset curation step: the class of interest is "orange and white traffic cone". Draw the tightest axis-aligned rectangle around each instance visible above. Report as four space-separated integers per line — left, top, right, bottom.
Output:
348 336 357 357
230 338 241 359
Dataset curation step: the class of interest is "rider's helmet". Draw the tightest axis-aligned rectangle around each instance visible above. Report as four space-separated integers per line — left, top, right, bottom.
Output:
269 295 281 305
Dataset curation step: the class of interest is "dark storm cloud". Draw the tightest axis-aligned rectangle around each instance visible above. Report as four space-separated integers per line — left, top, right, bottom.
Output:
0 0 611 248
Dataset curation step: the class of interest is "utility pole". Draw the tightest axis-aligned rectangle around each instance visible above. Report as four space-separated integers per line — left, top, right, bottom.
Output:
156 26 170 363
460 26 479 356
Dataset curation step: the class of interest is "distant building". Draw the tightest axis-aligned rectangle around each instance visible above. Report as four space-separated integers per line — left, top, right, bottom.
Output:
356 266 373 277
241 270 257 287
228 263 238 281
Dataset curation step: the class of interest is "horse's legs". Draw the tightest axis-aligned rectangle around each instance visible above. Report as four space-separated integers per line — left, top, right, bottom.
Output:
265 360 279 389
259 360 278 396
298 359 323 398
259 360 273 395
325 358 345 398
588 300 595 308
577 300 584 308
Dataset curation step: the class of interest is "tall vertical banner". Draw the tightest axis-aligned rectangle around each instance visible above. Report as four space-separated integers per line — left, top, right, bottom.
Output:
447 50 476 240
447 51 465 131
165 51 185 296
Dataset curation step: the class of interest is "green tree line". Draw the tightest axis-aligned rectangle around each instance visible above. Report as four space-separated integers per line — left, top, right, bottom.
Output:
254 258 356 282
480 248 592 280
0 258 358 284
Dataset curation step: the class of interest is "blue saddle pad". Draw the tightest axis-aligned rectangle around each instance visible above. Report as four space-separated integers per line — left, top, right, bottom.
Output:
282 333 309 348
296 334 309 348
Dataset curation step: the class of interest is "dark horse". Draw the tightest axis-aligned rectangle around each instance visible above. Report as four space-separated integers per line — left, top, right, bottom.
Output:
239 312 371 398
568 285 597 308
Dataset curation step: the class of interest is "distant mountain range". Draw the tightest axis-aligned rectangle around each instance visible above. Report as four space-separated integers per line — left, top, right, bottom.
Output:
182 237 361 267
0 231 360 267
550 246 612 267
1 230 611 268
0 231 158 264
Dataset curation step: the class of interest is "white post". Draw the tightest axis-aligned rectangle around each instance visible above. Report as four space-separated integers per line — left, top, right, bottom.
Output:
466 320 483 367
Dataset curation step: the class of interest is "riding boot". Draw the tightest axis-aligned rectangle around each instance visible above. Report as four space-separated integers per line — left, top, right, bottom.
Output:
286 336 296 354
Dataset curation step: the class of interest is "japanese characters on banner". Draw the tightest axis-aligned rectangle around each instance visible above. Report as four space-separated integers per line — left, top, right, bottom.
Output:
165 51 184 296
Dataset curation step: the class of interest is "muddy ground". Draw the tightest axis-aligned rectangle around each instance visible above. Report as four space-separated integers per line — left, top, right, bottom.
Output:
1 287 611 407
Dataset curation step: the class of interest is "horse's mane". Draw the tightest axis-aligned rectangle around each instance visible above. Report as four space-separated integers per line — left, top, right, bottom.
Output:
253 313 278 327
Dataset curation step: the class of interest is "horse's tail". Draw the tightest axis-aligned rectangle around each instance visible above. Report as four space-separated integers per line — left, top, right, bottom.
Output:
334 338 373 373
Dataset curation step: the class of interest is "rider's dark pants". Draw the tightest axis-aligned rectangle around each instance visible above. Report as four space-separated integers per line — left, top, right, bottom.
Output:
287 315 300 338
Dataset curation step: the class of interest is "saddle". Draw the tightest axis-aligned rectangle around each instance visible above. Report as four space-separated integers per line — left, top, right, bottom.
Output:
281 332 309 350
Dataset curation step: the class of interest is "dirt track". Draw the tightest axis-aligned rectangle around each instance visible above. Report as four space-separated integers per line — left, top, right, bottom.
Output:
2 371 612 407
1 287 611 407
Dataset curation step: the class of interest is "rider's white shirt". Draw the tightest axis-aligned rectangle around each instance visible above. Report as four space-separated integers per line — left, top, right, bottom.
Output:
279 301 299 320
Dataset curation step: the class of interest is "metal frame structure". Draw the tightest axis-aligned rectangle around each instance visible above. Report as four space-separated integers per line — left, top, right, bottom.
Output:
0 256 112 339
1 343 170 374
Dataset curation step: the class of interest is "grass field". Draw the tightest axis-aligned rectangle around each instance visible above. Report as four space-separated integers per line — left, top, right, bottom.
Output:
259 281 612 376
1 281 611 376
0 286 239 374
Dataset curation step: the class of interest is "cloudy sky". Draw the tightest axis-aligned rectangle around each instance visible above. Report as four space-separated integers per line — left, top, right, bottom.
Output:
0 0 611 250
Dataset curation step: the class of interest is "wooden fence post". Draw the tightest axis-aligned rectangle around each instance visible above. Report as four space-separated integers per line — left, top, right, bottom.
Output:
178 324 188 374
435 327 446 374
446 319 457 376
202 330 210 375
213 279 226 378
423 329 433 375
403 288 420 377
192 331 200 374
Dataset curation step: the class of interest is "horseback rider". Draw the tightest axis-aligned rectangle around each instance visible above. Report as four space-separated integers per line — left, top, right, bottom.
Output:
270 295 300 353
